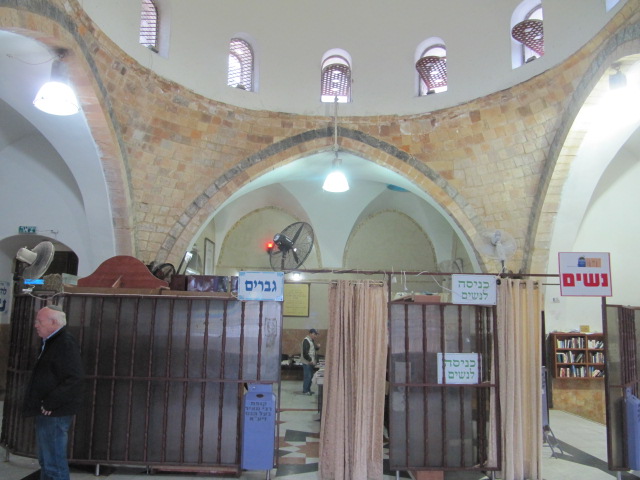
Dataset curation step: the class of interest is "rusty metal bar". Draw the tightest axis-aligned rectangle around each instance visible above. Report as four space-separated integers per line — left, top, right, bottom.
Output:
403 303 410 468
421 304 429 467
143 297 158 463
439 304 446 468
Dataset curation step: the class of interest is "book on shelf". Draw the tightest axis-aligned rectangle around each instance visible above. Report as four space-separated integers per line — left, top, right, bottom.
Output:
589 367 603 377
588 339 604 349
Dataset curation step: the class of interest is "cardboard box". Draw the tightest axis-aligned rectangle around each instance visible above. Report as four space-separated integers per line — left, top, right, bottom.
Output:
392 293 441 303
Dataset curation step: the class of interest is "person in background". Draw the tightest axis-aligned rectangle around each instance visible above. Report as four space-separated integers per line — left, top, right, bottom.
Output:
23 305 85 480
300 328 320 395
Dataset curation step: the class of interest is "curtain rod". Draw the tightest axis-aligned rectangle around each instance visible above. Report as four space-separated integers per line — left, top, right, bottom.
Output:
287 268 559 278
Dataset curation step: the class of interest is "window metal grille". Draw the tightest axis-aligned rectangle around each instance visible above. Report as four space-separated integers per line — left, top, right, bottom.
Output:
512 5 543 63
321 59 351 103
139 0 158 52
228 39 253 91
417 45 447 96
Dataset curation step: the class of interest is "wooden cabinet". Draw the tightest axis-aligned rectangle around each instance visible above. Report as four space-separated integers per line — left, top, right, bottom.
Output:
548 332 605 378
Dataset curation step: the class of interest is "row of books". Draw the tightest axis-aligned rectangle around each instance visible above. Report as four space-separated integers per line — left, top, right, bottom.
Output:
557 365 604 377
556 337 604 349
556 352 585 363
556 352 605 364
556 337 585 348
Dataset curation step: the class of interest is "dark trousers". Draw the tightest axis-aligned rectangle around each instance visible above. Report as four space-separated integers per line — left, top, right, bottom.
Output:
302 363 314 393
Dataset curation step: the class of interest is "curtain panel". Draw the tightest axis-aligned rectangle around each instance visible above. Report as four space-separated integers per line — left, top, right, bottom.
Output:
319 280 388 480
496 278 543 480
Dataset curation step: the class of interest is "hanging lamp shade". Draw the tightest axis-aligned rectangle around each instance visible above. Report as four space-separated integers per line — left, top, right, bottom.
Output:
323 168 349 192
33 58 79 116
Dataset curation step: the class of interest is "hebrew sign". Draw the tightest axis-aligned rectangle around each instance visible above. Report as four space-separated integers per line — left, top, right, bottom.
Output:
437 352 480 384
451 274 497 305
0 281 9 323
238 271 284 301
558 252 612 297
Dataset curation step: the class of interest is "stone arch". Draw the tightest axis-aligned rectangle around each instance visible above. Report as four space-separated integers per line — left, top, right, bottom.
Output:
527 21 640 273
161 126 485 269
0 3 135 257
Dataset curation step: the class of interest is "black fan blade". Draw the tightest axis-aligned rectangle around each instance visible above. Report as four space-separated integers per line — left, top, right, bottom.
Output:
291 223 304 244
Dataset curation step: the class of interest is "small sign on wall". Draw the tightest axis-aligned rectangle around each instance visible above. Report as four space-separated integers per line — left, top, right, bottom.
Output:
0 280 10 322
437 352 480 384
283 283 310 317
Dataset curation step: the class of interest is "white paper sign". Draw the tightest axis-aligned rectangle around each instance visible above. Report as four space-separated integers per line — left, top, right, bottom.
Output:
451 274 497 305
238 271 284 301
437 352 480 384
558 252 612 297
0 280 10 322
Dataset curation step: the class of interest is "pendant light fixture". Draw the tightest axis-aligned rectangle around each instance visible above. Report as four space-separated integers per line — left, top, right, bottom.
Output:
33 50 80 116
322 96 349 192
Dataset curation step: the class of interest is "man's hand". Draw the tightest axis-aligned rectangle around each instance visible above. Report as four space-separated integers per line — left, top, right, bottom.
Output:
40 405 52 416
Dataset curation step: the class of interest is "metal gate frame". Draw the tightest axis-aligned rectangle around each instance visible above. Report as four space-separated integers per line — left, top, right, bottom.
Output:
388 301 501 473
1 292 282 475
603 302 640 472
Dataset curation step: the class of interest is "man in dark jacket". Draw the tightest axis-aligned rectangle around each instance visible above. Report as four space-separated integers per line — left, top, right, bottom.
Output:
23 305 84 480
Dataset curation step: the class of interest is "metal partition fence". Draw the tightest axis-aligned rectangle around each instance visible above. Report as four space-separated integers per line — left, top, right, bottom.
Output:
388 302 500 473
1 293 282 475
603 304 640 471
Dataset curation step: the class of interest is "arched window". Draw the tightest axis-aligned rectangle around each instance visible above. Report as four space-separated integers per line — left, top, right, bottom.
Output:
139 0 159 52
321 54 351 103
416 43 447 96
511 1 544 67
228 38 254 91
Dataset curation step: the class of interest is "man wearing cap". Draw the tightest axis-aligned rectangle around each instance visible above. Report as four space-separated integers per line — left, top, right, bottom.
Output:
23 305 84 480
300 329 320 395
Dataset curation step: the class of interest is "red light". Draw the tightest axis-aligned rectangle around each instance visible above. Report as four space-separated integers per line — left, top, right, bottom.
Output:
265 241 274 252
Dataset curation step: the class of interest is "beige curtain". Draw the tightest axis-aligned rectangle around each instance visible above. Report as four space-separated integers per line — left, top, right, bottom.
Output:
496 278 543 480
319 280 388 480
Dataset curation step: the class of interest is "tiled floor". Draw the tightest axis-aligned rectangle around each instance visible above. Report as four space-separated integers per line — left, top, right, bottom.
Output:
1 381 638 479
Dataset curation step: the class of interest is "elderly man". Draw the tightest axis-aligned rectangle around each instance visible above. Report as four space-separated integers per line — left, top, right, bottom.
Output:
23 305 84 480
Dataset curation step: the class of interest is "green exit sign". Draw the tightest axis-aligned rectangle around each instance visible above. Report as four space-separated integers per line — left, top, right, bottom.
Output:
18 226 37 234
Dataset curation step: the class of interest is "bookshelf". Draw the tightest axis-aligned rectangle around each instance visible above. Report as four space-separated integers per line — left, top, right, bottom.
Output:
548 332 605 379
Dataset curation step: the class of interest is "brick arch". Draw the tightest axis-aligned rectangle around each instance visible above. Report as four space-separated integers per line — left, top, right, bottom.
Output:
527 19 640 273
160 126 485 269
0 3 135 256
